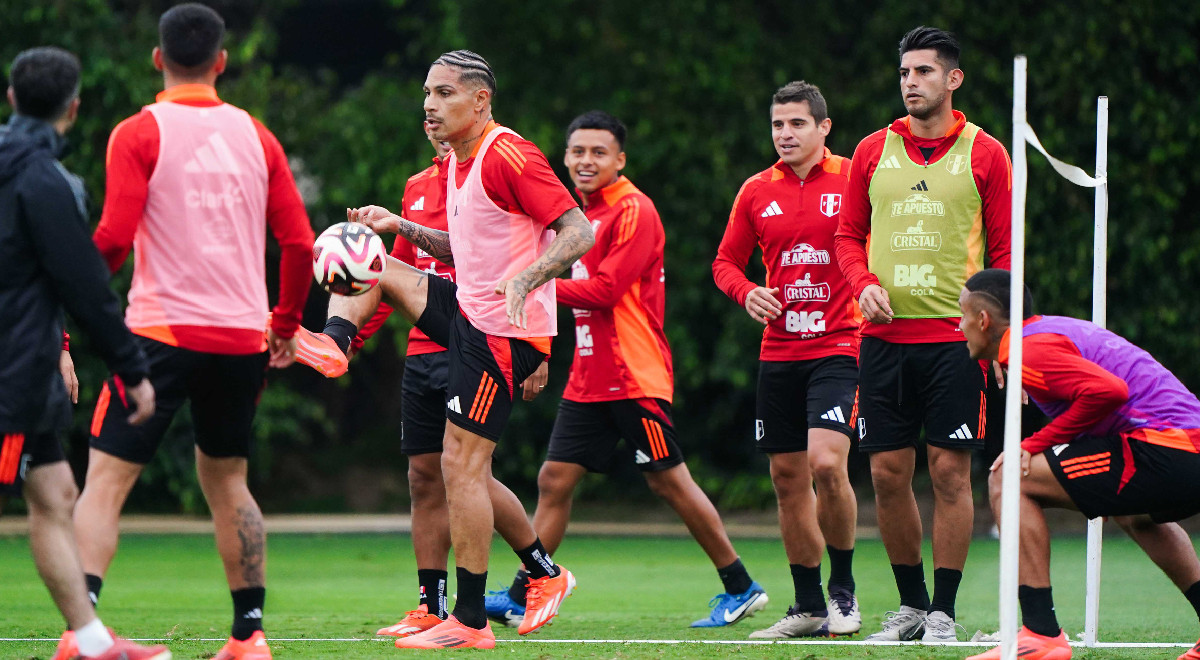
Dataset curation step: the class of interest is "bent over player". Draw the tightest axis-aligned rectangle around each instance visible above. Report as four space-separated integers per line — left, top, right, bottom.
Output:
960 269 1200 660
320 50 593 649
74 5 314 659
714 81 860 638
488 110 768 630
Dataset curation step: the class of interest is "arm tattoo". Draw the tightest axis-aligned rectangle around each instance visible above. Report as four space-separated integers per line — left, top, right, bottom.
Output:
510 207 594 293
397 219 454 265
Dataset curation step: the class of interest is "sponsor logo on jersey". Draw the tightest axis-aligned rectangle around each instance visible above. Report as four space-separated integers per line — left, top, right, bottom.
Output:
890 192 945 217
783 273 831 303
819 193 841 217
894 264 937 289
780 243 831 266
760 200 783 217
890 220 943 251
409 196 426 211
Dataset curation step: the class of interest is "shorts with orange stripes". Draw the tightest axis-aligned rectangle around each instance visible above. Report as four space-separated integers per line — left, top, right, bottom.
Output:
1044 434 1200 522
0 431 64 498
418 275 547 442
545 398 684 473
755 356 858 453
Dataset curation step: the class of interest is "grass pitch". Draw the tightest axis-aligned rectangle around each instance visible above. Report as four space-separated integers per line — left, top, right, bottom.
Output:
1 531 1195 659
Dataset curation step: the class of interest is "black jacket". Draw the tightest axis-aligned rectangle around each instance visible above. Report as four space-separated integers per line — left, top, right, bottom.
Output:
0 114 147 433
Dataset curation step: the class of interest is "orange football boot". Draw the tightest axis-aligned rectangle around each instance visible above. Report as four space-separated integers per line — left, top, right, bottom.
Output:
81 635 172 660
1179 637 1200 660
376 604 443 637
290 325 348 377
518 567 577 635
210 630 271 660
50 630 77 660
394 616 496 649
966 626 1072 660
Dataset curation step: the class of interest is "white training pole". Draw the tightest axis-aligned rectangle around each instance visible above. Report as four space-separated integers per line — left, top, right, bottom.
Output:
1082 95 1109 648
999 54 1030 660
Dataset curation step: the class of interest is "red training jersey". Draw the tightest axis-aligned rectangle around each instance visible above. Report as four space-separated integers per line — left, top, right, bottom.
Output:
93 84 313 352
713 150 860 361
354 157 452 356
834 110 1012 343
559 176 672 403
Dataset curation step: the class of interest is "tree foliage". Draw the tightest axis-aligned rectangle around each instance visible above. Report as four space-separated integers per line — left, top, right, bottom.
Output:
2 0 1197 512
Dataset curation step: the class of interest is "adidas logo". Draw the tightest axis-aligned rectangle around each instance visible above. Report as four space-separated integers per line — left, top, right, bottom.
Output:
819 406 846 424
760 201 783 218
447 396 462 414
911 180 928 191
183 132 243 174
243 608 263 620
877 155 902 169
949 423 974 440
410 196 425 211
634 449 651 464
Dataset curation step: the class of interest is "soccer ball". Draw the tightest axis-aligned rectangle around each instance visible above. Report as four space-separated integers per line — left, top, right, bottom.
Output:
312 222 387 296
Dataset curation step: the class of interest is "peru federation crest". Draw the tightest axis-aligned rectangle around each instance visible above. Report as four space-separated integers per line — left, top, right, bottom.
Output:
819 193 841 218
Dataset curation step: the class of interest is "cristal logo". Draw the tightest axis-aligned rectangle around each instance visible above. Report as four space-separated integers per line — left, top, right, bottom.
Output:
783 273 830 302
890 193 945 217
186 186 244 209
890 220 943 251
780 243 830 267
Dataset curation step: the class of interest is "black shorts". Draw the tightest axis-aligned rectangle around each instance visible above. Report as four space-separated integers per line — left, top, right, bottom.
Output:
401 351 450 455
415 275 546 443
89 336 268 464
857 337 986 453
1045 435 1200 522
546 398 684 473
0 431 64 498
755 356 858 453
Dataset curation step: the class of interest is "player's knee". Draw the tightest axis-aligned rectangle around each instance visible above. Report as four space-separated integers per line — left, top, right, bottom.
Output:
869 457 909 495
645 469 686 501
930 465 972 502
26 476 78 520
808 451 846 489
408 456 444 502
536 464 575 501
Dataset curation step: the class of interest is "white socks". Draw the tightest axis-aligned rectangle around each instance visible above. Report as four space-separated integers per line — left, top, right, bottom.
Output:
74 618 114 656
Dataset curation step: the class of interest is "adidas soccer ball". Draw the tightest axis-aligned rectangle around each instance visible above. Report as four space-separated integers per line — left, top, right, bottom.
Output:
312 222 387 296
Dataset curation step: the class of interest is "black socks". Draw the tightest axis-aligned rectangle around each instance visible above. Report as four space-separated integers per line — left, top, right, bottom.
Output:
790 564 828 614
717 558 753 595
827 545 855 592
231 587 265 641
85 574 103 606
322 316 359 355
452 568 488 629
515 539 559 580
417 569 448 619
930 567 963 619
508 568 531 606
1018 585 1060 637
892 562 930 611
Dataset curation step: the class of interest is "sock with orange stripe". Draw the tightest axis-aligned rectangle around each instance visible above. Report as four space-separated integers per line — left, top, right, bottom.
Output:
452 568 488 629
1018 585 1059 637
321 316 358 355
516 539 559 579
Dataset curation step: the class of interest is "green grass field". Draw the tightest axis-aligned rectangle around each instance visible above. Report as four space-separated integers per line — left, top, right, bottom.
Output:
1 532 1195 659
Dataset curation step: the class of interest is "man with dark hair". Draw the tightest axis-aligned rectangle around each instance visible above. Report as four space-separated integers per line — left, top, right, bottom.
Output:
73 4 315 659
960 269 1200 660
835 26 1012 641
487 109 768 631
1 46 169 660
714 81 861 639
322 49 594 648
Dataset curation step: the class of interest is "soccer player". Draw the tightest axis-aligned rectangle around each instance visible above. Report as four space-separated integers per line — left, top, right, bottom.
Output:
321 50 594 649
713 82 860 638
0 46 170 660
73 5 315 659
959 269 1200 660
487 110 768 630
834 26 1012 641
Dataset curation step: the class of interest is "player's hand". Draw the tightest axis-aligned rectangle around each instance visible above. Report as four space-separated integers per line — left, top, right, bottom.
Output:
266 328 298 368
348 205 401 234
521 361 550 401
124 378 156 426
744 287 782 325
494 278 531 330
59 349 79 404
859 284 894 324
989 449 1033 477
992 361 1030 404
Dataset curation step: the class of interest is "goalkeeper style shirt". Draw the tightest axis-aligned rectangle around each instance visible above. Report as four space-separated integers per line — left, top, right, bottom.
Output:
559 176 672 403
94 84 314 354
713 150 859 361
354 157 453 357
835 110 1012 343
998 315 1200 456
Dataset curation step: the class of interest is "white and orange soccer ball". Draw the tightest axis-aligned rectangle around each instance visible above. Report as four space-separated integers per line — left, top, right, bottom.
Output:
312 222 387 296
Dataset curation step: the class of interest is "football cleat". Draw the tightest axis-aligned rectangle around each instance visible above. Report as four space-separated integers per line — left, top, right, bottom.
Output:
81 635 172 660
376 604 443 637
826 587 861 635
864 605 926 641
690 581 769 628
747 605 828 639
484 587 525 628
394 615 495 649
966 626 1072 660
1179 637 1200 660
210 630 271 660
50 630 77 660
290 326 348 377
922 610 964 642
518 568 577 635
